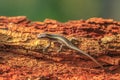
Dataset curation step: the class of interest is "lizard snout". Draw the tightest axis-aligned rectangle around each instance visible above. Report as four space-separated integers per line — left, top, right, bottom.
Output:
37 33 47 38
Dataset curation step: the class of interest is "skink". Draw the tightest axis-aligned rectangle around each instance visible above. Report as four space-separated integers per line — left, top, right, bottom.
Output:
37 33 103 69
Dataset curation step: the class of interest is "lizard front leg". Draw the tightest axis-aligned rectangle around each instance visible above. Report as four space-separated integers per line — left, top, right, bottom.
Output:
42 40 64 53
42 40 51 53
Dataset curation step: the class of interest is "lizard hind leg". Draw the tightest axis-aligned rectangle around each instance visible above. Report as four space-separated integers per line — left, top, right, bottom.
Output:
57 43 64 53
52 41 65 53
69 37 79 47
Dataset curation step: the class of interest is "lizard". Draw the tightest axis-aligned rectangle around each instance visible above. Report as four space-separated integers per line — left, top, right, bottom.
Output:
0 27 104 68
37 33 104 69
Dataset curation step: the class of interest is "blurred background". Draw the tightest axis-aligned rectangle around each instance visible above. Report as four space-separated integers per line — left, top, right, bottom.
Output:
0 0 120 22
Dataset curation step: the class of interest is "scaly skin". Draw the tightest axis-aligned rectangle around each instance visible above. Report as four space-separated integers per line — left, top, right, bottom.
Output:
37 33 104 69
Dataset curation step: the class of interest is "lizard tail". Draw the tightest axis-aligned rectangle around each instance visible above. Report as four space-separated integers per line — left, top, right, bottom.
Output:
77 49 104 69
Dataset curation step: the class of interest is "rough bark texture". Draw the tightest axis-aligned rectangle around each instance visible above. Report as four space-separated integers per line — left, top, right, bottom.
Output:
0 16 120 80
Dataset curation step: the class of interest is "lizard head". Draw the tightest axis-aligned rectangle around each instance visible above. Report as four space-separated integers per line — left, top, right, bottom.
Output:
37 33 52 38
